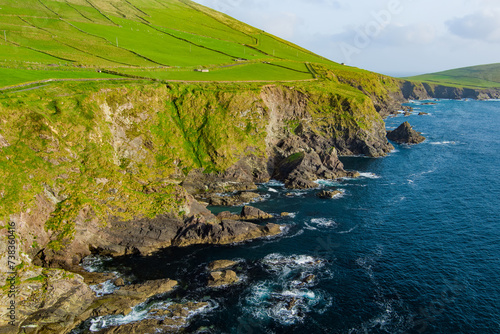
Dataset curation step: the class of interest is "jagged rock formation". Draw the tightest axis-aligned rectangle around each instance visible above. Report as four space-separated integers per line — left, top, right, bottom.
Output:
387 122 426 144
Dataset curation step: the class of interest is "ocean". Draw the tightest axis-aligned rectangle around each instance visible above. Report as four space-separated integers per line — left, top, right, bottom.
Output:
79 100 500 334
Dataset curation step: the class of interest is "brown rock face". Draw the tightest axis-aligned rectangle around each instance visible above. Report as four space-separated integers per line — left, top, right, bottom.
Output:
208 270 239 287
172 219 282 247
387 122 426 144
240 206 273 220
208 260 238 271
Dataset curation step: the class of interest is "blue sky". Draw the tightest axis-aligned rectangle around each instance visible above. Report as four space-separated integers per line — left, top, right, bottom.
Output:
193 0 500 76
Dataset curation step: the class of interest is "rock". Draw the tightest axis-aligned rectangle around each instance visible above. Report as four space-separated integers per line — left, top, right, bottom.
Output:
284 176 318 189
200 191 261 206
172 219 282 247
208 260 238 271
422 102 437 105
113 278 125 287
208 270 239 287
301 274 315 285
317 190 343 198
91 279 178 318
404 111 411 117
15 270 96 334
97 302 208 334
280 212 290 217
240 206 273 220
216 211 240 220
387 122 426 144
418 112 429 115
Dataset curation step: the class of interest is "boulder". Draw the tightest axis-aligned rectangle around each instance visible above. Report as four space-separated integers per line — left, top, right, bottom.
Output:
240 206 273 220
208 270 239 287
208 260 238 271
317 190 343 198
387 122 426 144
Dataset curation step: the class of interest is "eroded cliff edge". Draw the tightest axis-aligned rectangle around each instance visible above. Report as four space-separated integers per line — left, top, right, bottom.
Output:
0 66 411 332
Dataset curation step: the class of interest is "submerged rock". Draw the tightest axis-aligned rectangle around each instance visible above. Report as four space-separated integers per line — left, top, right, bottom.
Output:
387 122 426 144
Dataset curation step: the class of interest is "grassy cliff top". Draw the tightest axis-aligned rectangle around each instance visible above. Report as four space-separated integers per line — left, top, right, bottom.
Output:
404 63 500 89
0 0 352 87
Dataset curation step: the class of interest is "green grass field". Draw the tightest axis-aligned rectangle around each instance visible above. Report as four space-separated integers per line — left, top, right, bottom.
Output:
0 67 122 87
0 0 336 86
405 63 500 89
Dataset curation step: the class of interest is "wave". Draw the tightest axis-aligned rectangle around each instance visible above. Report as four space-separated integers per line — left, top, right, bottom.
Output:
90 280 119 297
310 218 337 228
241 253 332 326
358 172 381 179
430 141 457 145
314 179 342 187
262 180 285 187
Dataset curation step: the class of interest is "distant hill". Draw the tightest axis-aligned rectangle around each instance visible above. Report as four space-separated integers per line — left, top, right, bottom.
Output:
405 63 500 89
0 0 341 86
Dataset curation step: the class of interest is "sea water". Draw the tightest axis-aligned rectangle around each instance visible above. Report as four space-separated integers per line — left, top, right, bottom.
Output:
77 100 500 333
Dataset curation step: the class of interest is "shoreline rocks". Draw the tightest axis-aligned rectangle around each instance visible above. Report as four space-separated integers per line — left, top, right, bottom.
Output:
387 122 426 144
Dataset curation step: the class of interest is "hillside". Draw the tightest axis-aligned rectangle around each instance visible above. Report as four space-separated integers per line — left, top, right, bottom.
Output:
0 0 345 87
404 63 500 89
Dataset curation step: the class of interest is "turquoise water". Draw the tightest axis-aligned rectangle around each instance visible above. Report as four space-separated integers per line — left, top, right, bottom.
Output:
80 100 500 333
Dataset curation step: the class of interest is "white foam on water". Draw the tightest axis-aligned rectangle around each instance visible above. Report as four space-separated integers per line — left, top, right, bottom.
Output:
263 180 285 187
89 303 149 331
268 188 278 193
358 172 381 179
262 254 325 275
304 222 317 231
336 225 358 234
430 141 457 145
81 255 111 273
314 179 342 187
90 280 118 297
310 218 338 228
89 299 216 332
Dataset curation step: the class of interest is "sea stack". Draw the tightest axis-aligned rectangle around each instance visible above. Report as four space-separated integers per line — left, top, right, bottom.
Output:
387 122 426 144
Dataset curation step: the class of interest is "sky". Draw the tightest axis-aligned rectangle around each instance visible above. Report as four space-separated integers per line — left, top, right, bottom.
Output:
192 0 500 77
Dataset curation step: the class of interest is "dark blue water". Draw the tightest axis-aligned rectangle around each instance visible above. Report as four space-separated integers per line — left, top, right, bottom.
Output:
83 100 500 334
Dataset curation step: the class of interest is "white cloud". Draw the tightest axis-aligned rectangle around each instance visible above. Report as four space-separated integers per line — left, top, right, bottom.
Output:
446 10 500 42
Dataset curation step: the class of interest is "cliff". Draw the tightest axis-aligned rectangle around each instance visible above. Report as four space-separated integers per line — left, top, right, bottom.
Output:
0 66 401 332
400 80 500 100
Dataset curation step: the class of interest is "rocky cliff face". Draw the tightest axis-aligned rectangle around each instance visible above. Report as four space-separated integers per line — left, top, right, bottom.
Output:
400 80 500 100
0 75 396 332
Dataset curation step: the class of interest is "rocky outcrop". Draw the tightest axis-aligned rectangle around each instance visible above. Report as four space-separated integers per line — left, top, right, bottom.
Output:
198 191 261 207
387 122 426 144
91 279 178 318
216 205 273 221
96 302 209 334
172 218 282 248
317 190 343 198
208 260 238 271
208 270 239 287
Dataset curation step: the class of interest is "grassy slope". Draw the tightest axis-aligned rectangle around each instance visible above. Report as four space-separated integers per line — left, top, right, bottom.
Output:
404 63 500 89
0 0 340 86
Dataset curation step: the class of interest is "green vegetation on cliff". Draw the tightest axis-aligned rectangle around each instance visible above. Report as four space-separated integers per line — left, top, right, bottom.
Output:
405 63 500 89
